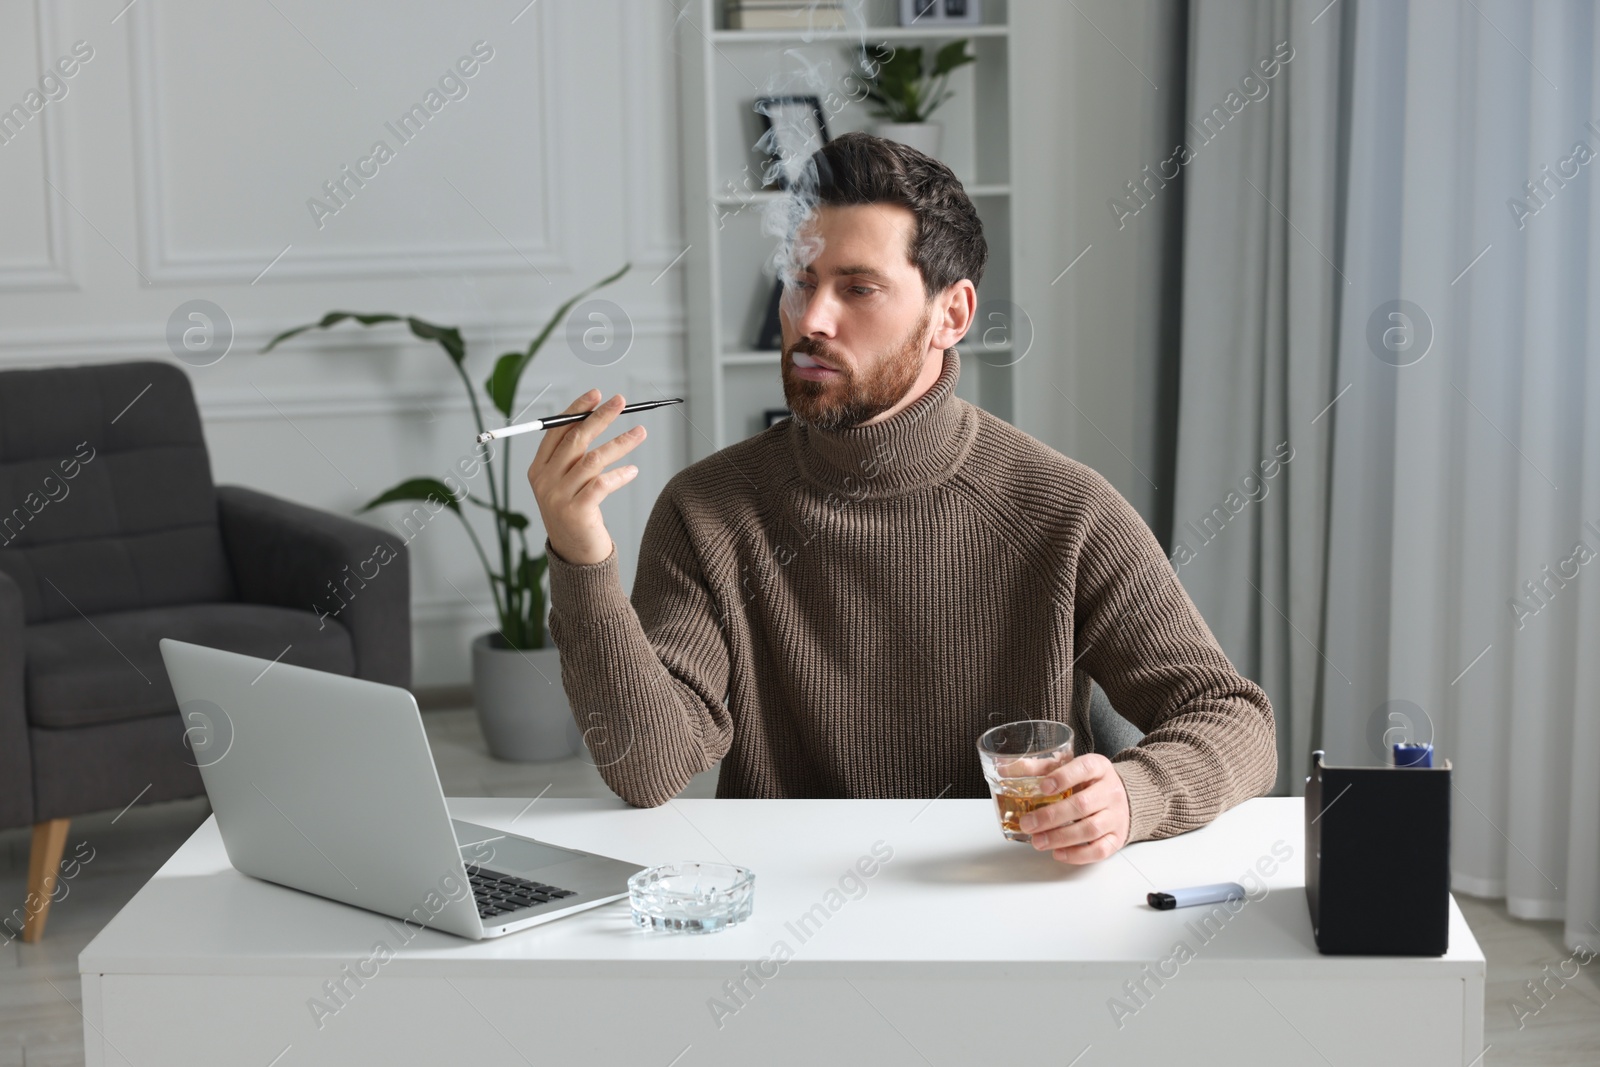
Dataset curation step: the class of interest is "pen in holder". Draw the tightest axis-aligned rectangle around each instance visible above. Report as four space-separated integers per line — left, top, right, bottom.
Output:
1305 749 1451 955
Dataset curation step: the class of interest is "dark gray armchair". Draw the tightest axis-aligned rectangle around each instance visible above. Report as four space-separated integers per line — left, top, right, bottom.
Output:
0 360 411 941
1087 679 1145 757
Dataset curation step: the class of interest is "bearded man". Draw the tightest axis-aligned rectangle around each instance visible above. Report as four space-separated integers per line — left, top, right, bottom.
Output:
527 132 1276 864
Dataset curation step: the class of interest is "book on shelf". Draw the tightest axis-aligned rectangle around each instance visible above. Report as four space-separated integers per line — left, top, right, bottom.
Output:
726 2 849 31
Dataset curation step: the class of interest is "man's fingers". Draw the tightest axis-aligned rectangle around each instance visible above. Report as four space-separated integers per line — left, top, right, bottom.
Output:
1030 807 1113 851
573 461 640 507
554 393 626 463
994 755 1061 779
577 425 648 475
1023 778 1114 839
1051 834 1120 865
532 388 601 472
544 426 647 508
1017 756 1112 835
1041 752 1111 797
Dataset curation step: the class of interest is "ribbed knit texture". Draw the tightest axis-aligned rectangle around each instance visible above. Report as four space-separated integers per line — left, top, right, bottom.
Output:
547 350 1277 841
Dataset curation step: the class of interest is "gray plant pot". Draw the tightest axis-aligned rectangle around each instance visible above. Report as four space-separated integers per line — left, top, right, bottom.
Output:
875 121 942 160
470 632 580 762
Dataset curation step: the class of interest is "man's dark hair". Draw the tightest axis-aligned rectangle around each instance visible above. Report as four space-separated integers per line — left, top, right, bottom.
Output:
811 131 988 298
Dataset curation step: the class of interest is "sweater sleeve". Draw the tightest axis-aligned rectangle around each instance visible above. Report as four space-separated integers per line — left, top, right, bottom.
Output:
1069 472 1278 842
545 488 733 807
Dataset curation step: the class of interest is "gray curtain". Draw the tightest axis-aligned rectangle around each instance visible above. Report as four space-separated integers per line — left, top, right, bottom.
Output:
1168 0 1343 798
1174 0 1600 951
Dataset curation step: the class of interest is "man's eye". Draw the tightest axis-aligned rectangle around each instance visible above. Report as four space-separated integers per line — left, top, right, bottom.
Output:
847 286 876 296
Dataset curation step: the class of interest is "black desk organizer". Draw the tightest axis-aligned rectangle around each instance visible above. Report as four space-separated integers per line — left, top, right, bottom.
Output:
1305 749 1452 955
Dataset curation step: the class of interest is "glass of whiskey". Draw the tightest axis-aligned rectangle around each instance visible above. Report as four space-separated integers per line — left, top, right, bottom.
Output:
977 720 1075 842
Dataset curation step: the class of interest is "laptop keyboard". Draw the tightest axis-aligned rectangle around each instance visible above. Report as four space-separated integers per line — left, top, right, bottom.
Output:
465 865 577 919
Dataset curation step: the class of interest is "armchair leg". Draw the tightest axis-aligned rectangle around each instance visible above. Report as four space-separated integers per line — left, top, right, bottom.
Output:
21 818 70 943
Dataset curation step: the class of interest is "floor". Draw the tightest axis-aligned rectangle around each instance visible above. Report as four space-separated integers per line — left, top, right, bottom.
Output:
1 707 1595 1065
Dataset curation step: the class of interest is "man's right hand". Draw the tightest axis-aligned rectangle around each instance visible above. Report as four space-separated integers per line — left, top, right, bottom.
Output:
526 389 649 566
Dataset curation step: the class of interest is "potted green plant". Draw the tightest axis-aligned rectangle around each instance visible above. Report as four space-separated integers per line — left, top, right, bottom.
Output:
264 264 629 761
853 39 975 160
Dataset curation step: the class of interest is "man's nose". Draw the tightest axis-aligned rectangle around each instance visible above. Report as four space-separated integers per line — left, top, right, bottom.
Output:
793 288 837 339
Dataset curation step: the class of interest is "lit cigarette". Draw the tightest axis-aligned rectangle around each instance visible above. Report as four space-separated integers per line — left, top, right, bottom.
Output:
475 397 683 444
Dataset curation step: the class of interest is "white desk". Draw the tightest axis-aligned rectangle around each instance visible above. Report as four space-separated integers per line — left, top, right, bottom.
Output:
79 797 1484 1066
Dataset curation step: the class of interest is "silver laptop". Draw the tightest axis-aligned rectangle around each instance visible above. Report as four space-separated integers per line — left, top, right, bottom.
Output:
158 638 644 940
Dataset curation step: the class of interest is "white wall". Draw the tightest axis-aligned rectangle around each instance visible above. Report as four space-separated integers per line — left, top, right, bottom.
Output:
0 0 687 687
0 0 1174 687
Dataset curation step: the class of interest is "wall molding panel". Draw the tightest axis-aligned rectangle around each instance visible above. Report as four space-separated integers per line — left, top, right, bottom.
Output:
620 2 688 275
0 0 77 292
0 309 685 366
125 1 570 284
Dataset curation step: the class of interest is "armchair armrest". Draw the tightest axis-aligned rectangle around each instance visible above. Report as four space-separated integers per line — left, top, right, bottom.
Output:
216 486 411 688
0 569 34 829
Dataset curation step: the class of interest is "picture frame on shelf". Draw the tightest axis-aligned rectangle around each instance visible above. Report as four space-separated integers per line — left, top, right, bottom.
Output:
898 0 982 26
755 95 830 190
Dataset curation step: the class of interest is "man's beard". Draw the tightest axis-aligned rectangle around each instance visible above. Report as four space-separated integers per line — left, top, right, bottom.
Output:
781 306 933 433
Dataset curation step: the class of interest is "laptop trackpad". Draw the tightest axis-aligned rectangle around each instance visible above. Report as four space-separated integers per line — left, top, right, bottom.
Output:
454 820 585 874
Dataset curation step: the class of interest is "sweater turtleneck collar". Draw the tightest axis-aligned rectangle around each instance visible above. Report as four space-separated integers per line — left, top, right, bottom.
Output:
787 348 977 499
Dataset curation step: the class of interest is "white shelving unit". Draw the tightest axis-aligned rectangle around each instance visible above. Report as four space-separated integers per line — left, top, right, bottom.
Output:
675 0 1019 460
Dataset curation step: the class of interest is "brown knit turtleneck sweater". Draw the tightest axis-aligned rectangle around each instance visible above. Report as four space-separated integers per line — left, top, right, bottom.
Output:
546 350 1277 842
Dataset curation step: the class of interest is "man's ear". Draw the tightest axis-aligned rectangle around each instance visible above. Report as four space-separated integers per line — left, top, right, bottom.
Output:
929 279 977 351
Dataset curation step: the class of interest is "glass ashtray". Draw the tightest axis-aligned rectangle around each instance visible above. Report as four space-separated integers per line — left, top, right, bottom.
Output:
628 861 754 934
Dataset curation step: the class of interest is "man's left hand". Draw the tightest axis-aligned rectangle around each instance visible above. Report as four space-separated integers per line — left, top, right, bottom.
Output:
1018 754 1131 864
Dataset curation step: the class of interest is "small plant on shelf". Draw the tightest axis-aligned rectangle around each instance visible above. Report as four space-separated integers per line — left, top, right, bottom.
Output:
853 39 976 124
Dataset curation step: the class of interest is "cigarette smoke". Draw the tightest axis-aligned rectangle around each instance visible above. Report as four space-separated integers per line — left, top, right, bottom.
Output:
751 1 870 326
